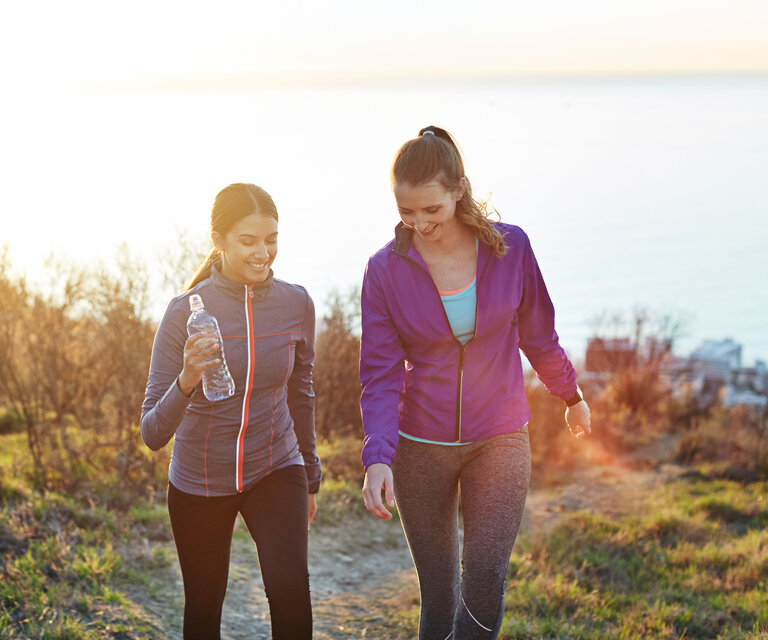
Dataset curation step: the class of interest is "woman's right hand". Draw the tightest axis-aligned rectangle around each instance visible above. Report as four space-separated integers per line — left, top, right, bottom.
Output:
177 331 220 396
565 400 592 439
362 463 395 520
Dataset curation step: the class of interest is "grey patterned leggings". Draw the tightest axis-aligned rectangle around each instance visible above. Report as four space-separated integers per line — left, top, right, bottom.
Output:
392 427 531 640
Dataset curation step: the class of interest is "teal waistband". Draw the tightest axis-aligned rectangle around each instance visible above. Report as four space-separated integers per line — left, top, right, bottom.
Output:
399 431 472 446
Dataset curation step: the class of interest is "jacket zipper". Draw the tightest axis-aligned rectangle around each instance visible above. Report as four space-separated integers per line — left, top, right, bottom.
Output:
235 284 256 492
455 344 465 441
403 253 488 443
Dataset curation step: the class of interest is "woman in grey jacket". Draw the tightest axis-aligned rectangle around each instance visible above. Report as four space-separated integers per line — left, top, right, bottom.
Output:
141 183 320 640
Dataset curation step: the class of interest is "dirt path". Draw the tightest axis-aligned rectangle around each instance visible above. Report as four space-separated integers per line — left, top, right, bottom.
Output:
129 514 417 640
523 433 685 533
521 461 683 534
218 517 416 640
133 439 683 639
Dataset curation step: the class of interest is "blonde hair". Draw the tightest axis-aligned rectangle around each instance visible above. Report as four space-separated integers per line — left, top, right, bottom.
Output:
391 126 507 258
185 184 279 291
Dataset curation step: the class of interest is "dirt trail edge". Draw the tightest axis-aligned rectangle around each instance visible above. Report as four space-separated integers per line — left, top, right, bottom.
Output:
127 513 417 640
129 446 683 638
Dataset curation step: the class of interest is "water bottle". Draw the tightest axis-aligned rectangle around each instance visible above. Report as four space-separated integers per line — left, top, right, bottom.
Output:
186 294 236 402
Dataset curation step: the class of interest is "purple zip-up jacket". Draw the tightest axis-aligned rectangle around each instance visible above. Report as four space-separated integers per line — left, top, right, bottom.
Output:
360 222 577 469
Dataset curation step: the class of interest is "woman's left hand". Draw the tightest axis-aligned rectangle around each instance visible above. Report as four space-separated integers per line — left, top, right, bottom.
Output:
307 493 317 529
566 401 592 439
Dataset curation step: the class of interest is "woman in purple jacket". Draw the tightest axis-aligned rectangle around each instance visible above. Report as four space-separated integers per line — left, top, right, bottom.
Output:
360 127 591 639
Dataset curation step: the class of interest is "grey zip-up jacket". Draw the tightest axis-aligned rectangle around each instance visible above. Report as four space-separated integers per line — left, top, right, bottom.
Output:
141 264 321 496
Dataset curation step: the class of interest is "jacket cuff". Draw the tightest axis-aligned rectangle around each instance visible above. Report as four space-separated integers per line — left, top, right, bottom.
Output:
175 376 195 398
554 380 579 403
303 454 322 494
159 377 194 422
361 439 396 469
565 389 583 406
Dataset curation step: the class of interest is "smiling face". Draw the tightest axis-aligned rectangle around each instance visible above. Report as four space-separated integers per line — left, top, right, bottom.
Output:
394 177 465 244
212 212 278 284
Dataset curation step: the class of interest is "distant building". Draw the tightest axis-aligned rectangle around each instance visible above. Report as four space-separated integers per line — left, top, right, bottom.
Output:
584 336 767 409
674 339 766 409
681 339 740 403
664 356 719 408
644 337 673 364
723 360 768 408
584 337 636 373
691 338 742 370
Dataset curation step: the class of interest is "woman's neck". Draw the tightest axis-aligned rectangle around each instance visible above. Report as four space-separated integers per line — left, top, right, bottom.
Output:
413 220 474 259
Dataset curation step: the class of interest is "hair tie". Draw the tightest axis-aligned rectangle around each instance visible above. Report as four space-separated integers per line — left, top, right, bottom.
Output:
421 130 435 136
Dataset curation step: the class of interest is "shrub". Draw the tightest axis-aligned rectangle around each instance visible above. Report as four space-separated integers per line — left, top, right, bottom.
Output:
675 407 768 477
0 406 23 435
314 288 363 439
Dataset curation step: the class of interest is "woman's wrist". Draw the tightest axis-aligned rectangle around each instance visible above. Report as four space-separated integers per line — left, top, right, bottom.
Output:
176 374 195 398
565 385 584 407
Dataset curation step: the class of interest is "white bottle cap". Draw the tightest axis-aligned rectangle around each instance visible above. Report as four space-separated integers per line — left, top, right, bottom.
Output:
189 294 204 312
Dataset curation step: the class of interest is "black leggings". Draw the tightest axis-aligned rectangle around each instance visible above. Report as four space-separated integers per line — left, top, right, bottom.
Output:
167 465 311 640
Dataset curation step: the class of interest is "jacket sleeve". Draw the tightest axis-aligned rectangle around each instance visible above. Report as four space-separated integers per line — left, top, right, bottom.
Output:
140 299 192 451
517 232 578 401
287 290 322 493
359 259 406 468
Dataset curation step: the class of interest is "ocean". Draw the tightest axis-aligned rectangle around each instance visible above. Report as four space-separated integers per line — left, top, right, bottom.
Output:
3 73 767 363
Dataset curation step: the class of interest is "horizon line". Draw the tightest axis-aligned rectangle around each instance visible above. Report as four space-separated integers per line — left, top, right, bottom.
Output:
80 69 768 94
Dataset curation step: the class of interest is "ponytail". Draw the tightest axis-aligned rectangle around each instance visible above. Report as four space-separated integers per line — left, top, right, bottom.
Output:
185 248 221 291
392 126 507 258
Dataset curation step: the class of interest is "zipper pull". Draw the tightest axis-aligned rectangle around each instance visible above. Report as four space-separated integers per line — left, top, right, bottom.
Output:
247 285 254 300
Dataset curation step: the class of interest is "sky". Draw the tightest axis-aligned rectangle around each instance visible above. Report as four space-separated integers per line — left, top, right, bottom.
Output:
2 0 767 93
1 0 767 362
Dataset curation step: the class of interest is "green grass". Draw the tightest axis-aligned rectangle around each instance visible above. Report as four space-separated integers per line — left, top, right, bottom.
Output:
0 430 376 638
0 489 170 639
0 435 171 639
5 425 767 639
316 434 365 481
0 431 372 638
314 435 375 525
499 475 768 639
314 476 372 525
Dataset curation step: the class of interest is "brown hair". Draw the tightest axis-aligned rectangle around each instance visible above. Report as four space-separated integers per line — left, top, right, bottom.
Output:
391 126 507 257
185 183 279 290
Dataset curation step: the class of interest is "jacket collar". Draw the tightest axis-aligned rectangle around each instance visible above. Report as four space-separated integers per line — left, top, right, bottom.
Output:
391 221 493 277
393 221 413 256
210 262 274 301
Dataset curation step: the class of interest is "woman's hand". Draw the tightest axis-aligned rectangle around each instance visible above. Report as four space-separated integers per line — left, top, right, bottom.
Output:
566 400 592 439
177 331 221 396
308 493 317 529
362 463 395 520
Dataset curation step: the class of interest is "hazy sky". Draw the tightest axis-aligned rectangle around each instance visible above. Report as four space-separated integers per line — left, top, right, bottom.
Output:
2 0 767 93
1 1 767 361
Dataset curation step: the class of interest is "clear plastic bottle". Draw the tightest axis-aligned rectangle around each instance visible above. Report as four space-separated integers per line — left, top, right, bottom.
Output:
186 294 236 402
